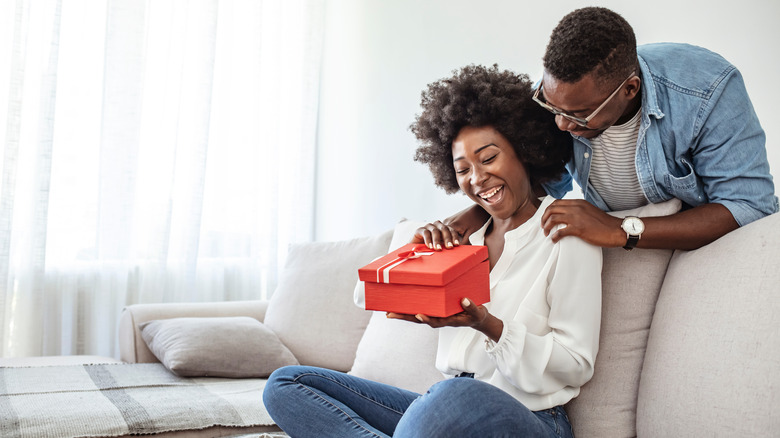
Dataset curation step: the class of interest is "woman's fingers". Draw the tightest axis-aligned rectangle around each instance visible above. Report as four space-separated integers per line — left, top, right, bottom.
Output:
412 221 461 250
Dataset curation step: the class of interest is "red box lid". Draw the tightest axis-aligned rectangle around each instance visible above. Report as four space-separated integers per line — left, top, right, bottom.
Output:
358 243 489 286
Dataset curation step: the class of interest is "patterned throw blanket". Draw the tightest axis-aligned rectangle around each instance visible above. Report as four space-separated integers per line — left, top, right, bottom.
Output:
0 363 275 438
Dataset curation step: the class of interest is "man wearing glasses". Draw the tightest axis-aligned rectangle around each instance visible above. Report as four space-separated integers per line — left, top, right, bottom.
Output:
445 6 776 251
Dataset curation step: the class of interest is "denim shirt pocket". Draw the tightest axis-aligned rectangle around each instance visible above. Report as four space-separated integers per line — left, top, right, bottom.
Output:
666 158 706 206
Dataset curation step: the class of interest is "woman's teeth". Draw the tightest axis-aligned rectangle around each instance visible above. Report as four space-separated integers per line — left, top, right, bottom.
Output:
479 186 503 200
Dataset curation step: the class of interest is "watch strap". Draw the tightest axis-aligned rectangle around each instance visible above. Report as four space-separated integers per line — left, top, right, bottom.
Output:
623 234 640 251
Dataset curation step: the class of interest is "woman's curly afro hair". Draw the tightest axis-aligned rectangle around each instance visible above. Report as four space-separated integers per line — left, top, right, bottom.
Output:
411 64 572 194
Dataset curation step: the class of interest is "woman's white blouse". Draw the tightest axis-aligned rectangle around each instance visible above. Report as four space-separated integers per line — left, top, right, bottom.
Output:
436 196 602 411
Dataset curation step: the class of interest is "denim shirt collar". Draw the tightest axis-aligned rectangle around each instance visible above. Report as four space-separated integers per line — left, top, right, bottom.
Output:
637 55 664 121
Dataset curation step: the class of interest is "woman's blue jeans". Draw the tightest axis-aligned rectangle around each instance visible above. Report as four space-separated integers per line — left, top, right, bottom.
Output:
263 365 574 438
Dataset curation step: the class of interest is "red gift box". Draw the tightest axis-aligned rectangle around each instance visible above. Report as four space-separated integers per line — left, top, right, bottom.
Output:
358 243 490 317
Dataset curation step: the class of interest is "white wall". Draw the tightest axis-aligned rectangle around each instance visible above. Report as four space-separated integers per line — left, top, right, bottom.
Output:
315 0 780 241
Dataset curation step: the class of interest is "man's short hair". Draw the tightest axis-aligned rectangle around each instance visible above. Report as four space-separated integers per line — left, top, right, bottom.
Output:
543 7 637 88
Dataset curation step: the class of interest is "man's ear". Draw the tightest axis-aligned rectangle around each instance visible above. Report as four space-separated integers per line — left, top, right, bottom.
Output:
624 76 641 100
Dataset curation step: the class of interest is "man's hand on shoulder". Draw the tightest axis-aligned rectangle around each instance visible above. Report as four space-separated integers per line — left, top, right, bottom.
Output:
541 199 625 247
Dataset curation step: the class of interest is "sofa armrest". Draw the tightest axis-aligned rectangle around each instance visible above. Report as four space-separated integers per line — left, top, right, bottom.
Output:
119 300 269 363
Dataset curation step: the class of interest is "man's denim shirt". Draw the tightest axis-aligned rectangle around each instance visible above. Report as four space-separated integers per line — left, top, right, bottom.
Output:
544 43 778 226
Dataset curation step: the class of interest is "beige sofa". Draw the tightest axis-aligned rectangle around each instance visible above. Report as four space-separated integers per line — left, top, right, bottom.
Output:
4 210 778 437
119 210 778 437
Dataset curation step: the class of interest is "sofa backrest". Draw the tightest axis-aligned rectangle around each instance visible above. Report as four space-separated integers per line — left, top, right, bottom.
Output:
637 212 779 436
565 246 674 438
566 199 680 438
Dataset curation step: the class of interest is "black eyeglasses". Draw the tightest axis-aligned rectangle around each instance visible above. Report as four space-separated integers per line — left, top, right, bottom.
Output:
532 72 635 128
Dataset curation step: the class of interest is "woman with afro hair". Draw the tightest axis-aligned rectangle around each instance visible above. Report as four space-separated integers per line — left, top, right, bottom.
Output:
264 65 603 438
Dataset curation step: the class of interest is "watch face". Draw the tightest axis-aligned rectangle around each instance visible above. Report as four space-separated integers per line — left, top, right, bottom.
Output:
623 217 645 235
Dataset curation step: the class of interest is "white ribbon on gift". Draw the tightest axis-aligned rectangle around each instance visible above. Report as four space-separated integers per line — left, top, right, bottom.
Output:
375 246 434 283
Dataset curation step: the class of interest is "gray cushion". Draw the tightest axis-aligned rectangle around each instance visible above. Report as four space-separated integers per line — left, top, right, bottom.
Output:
637 212 779 436
140 316 298 377
566 199 680 438
264 230 393 372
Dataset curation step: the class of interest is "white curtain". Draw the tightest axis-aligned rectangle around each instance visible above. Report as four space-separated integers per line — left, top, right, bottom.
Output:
0 0 324 358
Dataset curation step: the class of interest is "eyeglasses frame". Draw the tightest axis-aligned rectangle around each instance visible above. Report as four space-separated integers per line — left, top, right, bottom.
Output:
532 71 636 128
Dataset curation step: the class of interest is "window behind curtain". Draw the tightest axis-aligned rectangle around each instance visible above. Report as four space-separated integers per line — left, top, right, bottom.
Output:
0 0 324 358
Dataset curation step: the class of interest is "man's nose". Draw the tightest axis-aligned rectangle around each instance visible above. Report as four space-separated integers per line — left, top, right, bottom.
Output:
555 114 579 132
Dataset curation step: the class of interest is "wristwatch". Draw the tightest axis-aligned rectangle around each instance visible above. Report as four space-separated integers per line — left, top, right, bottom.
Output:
621 216 645 251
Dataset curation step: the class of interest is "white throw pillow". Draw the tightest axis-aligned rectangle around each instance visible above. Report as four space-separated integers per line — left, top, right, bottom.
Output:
349 311 443 394
565 198 681 438
264 230 393 372
140 316 298 378
385 218 426 251
350 219 444 393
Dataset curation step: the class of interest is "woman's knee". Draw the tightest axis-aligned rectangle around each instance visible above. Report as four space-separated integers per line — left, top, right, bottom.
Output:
268 364 305 382
426 377 486 401
263 365 310 407
395 378 541 438
394 379 486 436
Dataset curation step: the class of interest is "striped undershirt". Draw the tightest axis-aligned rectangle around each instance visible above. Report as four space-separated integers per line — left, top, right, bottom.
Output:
588 108 648 211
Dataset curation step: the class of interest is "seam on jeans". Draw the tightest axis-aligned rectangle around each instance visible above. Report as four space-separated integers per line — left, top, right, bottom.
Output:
294 379 385 438
293 372 407 416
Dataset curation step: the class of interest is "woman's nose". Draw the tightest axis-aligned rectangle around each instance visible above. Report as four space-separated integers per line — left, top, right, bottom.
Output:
470 167 488 186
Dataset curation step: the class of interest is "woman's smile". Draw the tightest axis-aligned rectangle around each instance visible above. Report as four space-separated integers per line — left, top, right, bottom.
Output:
478 185 504 204
452 125 538 228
